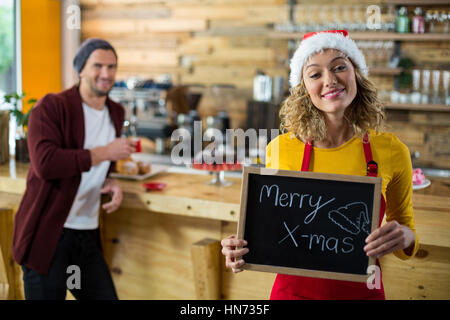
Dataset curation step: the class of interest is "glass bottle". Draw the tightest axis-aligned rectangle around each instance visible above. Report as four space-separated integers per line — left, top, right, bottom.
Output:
440 11 448 33
411 70 421 104
396 7 410 33
431 70 441 104
421 70 430 104
425 10 434 33
412 7 425 34
446 11 450 33
443 71 450 105
386 5 396 32
432 11 440 33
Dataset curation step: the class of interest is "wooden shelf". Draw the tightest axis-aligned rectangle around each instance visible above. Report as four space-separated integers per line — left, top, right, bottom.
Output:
383 102 450 112
369 67 403 76
383 0 450 5
269 31 450 42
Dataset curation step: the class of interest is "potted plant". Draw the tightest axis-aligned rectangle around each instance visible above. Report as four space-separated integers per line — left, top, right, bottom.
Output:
2 92 36 162
395 57 413 103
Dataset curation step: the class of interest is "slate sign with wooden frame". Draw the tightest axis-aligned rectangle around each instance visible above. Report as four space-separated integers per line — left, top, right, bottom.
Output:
237 166 382 283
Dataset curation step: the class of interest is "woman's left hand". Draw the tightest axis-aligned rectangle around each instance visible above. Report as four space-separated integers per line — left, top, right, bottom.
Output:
364 220 415 259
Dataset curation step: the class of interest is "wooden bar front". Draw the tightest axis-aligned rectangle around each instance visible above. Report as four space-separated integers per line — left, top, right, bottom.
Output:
0 161 449 299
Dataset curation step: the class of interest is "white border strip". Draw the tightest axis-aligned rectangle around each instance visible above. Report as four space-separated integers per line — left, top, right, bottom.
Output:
15 0 22 99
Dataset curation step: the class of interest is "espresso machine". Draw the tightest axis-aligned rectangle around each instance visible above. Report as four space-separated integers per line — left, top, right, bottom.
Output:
109 78 173 154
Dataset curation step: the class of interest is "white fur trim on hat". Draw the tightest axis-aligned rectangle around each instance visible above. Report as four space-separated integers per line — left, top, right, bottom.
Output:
289 32 368 88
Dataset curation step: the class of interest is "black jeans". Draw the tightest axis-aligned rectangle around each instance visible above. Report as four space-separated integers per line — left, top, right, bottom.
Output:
21 228 118 300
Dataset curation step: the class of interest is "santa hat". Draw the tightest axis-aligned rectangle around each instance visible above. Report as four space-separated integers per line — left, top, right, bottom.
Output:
289 30 368 88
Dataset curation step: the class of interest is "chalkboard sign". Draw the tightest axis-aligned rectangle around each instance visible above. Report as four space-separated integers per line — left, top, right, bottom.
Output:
237 166 382 283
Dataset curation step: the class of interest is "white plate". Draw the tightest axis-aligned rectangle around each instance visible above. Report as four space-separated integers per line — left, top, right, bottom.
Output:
412 179 431 190
110 164 170 181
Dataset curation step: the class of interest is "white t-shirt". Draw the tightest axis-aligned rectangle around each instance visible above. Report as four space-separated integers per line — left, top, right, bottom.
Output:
64 103 116 230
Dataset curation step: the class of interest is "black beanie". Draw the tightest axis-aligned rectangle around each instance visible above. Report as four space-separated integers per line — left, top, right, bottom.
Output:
73 38 117 74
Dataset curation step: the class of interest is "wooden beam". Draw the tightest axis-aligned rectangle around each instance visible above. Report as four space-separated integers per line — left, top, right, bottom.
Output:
369 67 403 76
0 111 9 165
0 245 9 300
384 103 450 112
137 193 240 222
191 238 222 300
0 208 15 300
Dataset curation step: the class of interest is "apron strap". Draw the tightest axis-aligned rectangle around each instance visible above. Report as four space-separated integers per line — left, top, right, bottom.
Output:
301 140 313 172
363 133 385 224
363 133 378 177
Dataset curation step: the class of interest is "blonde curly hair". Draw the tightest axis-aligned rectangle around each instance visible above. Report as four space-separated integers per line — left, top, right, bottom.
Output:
279 67 385 142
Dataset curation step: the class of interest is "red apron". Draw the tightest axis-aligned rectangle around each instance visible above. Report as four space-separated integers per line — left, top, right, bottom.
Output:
270 134 386 300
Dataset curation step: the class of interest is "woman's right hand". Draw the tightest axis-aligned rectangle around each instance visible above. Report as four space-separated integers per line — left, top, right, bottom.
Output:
221 235 249 273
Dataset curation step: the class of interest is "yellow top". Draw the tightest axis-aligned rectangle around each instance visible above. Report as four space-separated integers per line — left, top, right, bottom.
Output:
266 130 419 260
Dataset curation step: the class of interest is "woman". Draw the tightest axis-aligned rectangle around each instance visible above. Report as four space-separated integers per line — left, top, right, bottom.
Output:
221 30 419 300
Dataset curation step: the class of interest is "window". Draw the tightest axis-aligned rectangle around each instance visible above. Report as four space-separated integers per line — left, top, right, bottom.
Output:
0 0 21 156
0 0 16 94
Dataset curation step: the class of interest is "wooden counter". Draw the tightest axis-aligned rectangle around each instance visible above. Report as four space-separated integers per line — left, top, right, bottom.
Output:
1 160 449 300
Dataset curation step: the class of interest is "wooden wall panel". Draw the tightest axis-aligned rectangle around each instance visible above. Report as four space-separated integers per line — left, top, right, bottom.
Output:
82 18 208 36
116 48 179 67
387 111 450 169
80 0 288 91
401 41 450 66
170 5 247 20
81 0 450 169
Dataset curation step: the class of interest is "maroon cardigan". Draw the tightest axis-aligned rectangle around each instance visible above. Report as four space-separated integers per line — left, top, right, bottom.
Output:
12 85 124 275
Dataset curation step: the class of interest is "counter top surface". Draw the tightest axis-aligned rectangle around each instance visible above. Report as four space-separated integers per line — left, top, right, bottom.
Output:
1 159 449 197
0 159 244 221
0 160 242 198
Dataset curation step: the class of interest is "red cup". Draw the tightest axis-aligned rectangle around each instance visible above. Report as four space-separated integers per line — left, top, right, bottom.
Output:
134 139 141 153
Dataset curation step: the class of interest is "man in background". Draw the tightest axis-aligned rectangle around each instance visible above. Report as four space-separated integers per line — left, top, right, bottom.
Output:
12 38 135 299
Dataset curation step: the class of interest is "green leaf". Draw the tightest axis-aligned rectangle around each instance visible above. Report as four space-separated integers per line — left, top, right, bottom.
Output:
3 94 12 103
3 91 37 129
